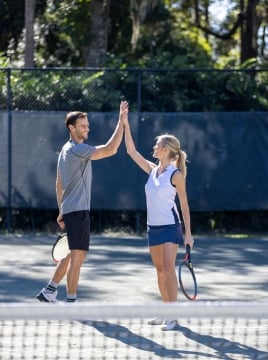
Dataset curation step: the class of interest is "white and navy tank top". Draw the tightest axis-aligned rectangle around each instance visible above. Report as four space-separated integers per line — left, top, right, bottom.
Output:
145 164 181 226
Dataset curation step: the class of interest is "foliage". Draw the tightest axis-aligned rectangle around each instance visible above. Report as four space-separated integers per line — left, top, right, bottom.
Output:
0 0 47 59
0 1 24 53
36 0 93 67
0 1 268 112
1 208 268 233
108 0 133 55
1 0 268 68
0 67 267 112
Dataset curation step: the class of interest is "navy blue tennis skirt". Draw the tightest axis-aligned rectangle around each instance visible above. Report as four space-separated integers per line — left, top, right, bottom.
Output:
147 223 184 247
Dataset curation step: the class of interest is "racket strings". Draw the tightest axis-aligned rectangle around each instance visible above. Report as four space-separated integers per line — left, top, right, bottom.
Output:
52 234 70 262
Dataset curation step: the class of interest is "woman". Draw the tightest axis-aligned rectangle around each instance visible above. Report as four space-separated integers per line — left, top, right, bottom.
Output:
124 117 194 331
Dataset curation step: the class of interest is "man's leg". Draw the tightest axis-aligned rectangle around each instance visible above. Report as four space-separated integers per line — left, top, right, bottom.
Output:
36 254 71 302
66 249 87 302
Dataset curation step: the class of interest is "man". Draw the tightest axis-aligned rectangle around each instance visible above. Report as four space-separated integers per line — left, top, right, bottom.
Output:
36 101 128 302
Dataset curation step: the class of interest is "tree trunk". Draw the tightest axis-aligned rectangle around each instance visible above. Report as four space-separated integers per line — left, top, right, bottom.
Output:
84 0 110 67
240 0 261 63
24 0 36 67
130 0 159 52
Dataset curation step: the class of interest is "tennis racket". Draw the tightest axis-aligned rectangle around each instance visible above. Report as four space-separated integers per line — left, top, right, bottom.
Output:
51 232 70 263
178 244 197 300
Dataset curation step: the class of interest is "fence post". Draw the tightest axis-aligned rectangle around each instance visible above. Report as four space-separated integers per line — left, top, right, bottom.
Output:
137 69 141 113
6 68 12 232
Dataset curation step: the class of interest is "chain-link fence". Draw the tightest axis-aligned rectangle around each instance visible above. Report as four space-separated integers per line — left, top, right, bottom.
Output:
1 68 268 233
1 67 268 112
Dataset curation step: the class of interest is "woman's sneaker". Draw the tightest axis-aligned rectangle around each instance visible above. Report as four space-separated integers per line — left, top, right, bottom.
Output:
147 318 164 325
36 288 58 303
161 320 178 331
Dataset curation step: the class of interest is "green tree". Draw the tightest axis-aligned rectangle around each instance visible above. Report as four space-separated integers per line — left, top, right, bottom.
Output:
0 1 25 56
35 0 112 67
0 0 46 64
169 0 267 65
85 0 110 66
36 0 93 66
129 0 160 52
0 0 267 67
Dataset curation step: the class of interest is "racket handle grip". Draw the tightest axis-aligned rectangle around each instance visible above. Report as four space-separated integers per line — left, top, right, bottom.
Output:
185 244 191 262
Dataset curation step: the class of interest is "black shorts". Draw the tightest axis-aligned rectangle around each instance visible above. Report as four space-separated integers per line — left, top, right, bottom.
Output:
63 210 90 251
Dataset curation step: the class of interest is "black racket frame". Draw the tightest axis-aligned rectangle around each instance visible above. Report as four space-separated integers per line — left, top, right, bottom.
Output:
178 244 198 300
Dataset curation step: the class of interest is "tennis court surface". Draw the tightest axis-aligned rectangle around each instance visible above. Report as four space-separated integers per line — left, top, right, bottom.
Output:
0 233 267 359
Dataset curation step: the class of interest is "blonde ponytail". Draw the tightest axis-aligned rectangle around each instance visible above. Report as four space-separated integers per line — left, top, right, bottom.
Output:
175 149 187 179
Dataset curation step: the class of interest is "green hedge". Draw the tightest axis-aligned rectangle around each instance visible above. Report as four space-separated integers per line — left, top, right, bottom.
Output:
0 68 267 112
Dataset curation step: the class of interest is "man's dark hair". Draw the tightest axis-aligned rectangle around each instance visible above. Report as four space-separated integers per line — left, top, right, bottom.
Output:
65 112 87 131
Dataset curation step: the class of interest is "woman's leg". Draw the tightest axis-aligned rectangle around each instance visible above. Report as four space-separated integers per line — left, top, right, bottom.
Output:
162 242 179 301
149 243 178 301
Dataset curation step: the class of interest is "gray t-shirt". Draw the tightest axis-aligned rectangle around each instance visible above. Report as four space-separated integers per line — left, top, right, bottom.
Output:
58 140 96 215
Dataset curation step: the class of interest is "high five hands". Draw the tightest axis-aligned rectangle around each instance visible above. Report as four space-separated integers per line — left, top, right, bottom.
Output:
120 100 129 119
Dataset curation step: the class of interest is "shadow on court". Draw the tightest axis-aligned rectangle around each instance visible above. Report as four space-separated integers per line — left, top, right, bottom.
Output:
80 319 268 360
0 233 267 360
82 320 183 359
178 324 268 360
0 233 267 302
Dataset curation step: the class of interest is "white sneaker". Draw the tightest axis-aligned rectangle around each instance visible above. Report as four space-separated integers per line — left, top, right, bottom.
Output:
147 318 164 325
161 320 178 331
36 288 58 303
